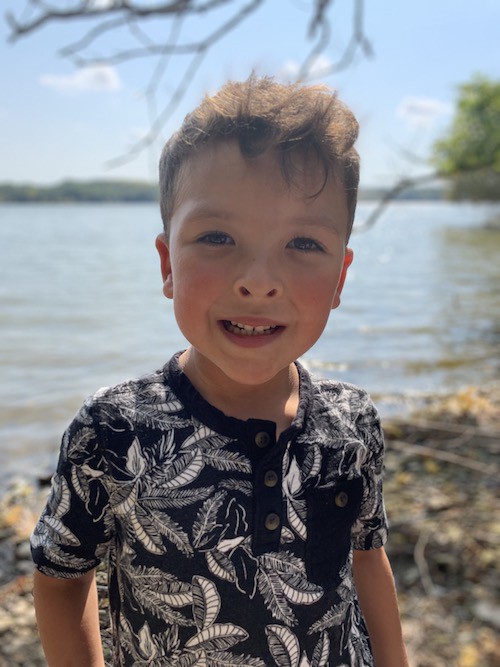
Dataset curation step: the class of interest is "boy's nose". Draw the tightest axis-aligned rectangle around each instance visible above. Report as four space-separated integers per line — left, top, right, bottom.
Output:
233 258 283 298
237 284 278 297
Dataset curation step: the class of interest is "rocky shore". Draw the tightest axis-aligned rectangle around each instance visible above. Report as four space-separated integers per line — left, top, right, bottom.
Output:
1 386 499 667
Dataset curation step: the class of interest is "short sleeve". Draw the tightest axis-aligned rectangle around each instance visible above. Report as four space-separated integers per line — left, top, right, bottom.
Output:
30 395 114 578
350 396 388 550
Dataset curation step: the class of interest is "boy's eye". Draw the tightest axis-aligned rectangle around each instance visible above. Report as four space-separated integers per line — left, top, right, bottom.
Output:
197 231 234 245
287 237 325 252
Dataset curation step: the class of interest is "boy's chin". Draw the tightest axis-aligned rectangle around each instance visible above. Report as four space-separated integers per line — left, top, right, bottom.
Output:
183 347 296 388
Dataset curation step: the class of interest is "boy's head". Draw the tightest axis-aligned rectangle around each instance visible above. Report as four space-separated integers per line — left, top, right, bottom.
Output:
159 75 359 240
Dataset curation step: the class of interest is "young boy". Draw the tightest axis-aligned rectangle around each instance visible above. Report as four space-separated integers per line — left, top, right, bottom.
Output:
31 76 409 666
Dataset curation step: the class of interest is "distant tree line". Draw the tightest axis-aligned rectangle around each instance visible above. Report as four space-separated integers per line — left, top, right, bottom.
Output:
0 180 446 203
0 180 159 203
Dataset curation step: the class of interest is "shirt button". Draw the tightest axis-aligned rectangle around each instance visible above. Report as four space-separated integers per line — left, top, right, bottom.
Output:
264 513 280 531
255 431 271 448
335 491 349 508
264 470 279 488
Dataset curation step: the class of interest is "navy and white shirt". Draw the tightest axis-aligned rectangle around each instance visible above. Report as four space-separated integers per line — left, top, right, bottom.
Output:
31 353 388 666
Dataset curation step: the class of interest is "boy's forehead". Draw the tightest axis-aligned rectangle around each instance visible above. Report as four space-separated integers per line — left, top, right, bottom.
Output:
174 139 343 206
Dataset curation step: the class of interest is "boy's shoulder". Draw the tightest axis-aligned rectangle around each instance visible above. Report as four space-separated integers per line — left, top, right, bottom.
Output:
81 364 183 422
93 367 166 398
308 372 377 418
302 372 383 451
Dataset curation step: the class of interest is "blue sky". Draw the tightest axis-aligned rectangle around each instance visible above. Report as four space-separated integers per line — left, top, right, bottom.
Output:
1 0 499 187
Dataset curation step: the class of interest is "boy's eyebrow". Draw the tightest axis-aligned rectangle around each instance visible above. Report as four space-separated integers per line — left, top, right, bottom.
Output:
291 215 341 229
182 204 344 235
289 216 346 238
182 204 231 221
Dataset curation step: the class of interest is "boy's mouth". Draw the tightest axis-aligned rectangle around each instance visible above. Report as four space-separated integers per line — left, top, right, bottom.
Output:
222 320 282 336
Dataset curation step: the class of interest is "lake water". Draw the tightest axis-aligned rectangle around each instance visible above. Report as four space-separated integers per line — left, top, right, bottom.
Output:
1 201 499 488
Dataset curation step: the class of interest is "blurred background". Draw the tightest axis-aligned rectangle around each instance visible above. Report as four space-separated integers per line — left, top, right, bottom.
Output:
0 2 499 665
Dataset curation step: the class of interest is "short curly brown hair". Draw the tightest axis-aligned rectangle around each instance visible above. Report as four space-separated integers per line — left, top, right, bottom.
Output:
159 75 360 239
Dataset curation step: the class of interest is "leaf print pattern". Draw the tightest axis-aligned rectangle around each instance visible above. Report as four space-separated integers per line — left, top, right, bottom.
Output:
125 437 148 477
205 549 237 583
185 623 248 651
193 491 227 549
182 577 266 665
310 632 330 667
31 354 386 666
257 552 323 625
119 614 182 664
283 453 307 541
116 564 194 632
192 577 220 630
201 449 252 474
202 652 265 666
162 450 204 489
42 515 81 547
266 626 331 667
266 625 301 667
31 476 81 549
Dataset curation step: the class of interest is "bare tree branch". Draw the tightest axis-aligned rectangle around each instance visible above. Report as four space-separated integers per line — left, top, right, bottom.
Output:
107 0 264 167
106 48 206 168
5 0 374 169
59 16 133 61
354 172 441 233
61 0 263 65
7 1 236 39
302 0 373 80
387 438 499 477
413 527 437 597
308 0 334 38
144 13 184 98
297 9 331 81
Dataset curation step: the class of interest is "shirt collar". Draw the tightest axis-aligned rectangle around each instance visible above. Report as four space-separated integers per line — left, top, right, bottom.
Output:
164 351 312 441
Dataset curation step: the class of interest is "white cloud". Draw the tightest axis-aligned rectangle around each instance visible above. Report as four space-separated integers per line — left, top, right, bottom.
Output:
39 65 121 94
397 96 452 129
278 55 334 81
88 0 116 8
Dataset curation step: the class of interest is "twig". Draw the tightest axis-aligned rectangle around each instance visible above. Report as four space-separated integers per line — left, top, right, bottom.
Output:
386 439 498 476
7 0 235 39
105 48 208 167
301 0 373 80
413 527 436 596
389 417 500 441
106 0 264 166
354 172 440 233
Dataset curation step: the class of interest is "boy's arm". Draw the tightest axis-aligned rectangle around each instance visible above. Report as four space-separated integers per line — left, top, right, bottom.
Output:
33 569 105 667
353 546 410 667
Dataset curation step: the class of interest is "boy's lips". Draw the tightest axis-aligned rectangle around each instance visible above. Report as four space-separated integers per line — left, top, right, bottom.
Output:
219 318 285 337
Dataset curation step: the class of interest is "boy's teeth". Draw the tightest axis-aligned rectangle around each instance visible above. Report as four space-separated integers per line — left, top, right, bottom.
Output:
227 320 277 335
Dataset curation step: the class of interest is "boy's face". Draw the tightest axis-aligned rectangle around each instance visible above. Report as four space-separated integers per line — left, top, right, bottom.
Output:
156 140 353 389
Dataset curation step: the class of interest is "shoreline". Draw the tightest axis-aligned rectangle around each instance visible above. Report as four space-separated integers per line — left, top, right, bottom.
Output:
3 380 499 497
1 387 499 666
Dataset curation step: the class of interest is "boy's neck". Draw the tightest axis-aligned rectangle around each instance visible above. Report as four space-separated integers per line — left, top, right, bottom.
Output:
178 348 300 437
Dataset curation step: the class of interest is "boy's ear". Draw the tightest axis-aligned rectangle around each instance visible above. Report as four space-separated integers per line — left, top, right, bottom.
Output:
155 233 174 299
332 247 354 310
